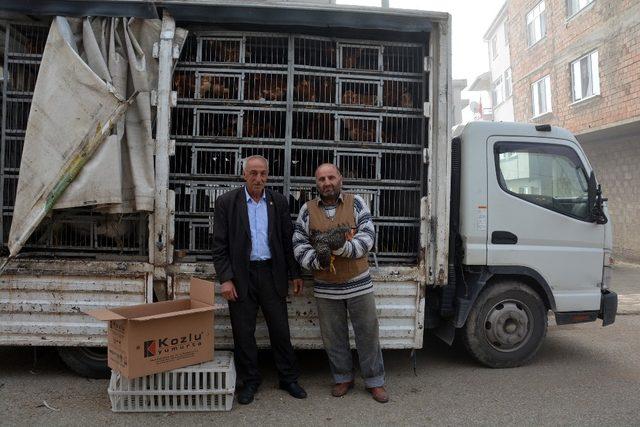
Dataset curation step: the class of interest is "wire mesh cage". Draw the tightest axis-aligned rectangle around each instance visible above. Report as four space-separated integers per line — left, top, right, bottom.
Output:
200 37 241 63
382 79 422 109
242 108 287 140
198 73 241 100
290 147 334 179
198 109 241 138
173 182 283 257
171 181 243 216
381 115 424 146
240 145 286 178
173 69 196 99
6 61 40 95
336 151 380 181
244 36 288 65
294 37 336 68
379 187 421 220
5 24 47 56
2 211 148 254
375 222 420 260
382 45 423 74
339 78 380 108
244 72 287 102
0 23 149 257
4 99 32 134
338 115 379 144
292 111 334 141
169 31 428 263
339 44 381 71
193 147 240 177
3 137 23 173
293 74 335 104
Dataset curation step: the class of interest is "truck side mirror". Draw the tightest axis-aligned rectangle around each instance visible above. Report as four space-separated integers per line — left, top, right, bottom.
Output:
587 171 608 225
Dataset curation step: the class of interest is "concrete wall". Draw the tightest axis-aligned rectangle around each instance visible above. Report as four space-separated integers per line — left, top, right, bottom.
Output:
579 127 640 262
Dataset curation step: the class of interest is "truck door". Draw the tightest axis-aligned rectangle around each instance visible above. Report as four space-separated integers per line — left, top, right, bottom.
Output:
486 136 605 312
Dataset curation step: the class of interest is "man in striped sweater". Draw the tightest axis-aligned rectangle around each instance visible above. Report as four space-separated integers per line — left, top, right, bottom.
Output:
293 163 388 403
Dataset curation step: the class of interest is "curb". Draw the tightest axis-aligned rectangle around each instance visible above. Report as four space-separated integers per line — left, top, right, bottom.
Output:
617 293 640 315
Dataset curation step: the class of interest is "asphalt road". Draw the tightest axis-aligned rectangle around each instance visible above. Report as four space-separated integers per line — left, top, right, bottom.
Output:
1 263 639 426
1 316 639 426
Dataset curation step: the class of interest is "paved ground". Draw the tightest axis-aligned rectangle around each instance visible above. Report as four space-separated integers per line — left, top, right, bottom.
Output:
1 263 639 426
612 262 640 314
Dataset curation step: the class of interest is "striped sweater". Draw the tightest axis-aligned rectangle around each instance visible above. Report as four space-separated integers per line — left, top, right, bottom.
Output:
293 193 375 299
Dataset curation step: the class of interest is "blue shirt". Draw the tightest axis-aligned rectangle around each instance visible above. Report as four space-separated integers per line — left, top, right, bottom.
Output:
245 187 271 261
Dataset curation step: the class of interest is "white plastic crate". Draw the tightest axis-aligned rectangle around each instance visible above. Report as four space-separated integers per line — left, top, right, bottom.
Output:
108 351 235 412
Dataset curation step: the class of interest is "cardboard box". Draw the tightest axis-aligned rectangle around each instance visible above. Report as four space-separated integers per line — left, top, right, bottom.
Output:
86 277 216 379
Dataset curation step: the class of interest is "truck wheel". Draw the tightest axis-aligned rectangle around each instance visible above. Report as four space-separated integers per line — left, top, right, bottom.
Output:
462 281 547 368
57 347 109 379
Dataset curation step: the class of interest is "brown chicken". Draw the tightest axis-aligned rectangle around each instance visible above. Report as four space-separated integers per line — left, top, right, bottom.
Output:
173 72 195 98
318 78 335 103
200 76 231 99
295 79 316 102
399 89 414 108
342 89 360 105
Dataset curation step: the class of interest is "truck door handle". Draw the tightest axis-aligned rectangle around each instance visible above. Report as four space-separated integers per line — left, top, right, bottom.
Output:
491 231 518 245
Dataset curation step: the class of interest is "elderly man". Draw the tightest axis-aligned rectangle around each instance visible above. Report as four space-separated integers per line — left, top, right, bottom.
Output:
293 163 388 403
212 155 306 404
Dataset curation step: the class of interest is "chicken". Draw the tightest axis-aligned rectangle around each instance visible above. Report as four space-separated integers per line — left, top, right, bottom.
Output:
200 76 231 99
295 79 316 102
311 226 354 273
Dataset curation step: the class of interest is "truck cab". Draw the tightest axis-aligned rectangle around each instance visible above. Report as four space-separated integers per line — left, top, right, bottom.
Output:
446 121 617 368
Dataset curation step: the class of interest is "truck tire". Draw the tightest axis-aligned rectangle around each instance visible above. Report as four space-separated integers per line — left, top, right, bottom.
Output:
462 280 547 368
57 347 109 379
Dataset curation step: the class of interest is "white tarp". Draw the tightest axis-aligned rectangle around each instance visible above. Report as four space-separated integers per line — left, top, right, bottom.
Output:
8 16 186 258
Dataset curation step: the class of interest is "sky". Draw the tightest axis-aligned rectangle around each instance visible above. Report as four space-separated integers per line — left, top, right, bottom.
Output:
337 0 505 96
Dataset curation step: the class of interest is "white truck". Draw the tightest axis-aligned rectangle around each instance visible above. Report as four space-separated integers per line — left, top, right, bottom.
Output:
0 2 616 377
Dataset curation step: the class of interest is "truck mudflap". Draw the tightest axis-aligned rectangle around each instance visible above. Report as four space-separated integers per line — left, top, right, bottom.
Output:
599 290 617 326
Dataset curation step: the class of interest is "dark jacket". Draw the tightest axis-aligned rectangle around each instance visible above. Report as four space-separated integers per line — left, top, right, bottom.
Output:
212 187 301 300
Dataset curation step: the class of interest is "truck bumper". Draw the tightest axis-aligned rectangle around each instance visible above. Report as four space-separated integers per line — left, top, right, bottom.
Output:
554 290 617 326
598 290 617 326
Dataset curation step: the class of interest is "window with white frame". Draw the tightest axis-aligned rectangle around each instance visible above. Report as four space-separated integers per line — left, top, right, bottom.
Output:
531 75 552 117
504 68 512 98
493 75 504 106
566 0 594 18
571 50 600 102
491 34 498 59
526 1 547 47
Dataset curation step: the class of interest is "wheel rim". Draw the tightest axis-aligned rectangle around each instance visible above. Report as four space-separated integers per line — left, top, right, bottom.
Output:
77 347 108 362
483 299 533 352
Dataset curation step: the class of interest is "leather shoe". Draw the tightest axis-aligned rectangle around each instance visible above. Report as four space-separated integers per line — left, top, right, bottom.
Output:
367 386 389 403
331 380 354 397
279 381 307 399
237 383 258 405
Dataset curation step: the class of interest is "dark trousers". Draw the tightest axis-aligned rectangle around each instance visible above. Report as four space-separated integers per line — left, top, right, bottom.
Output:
228 261 299 387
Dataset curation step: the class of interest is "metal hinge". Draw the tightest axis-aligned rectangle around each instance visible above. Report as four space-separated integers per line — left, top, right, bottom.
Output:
423 147 429 165
423 102 432 118
424 56 432 73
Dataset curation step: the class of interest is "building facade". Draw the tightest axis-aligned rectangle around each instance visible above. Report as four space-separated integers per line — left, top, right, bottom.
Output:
506 0 640 261
484 2 514 121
